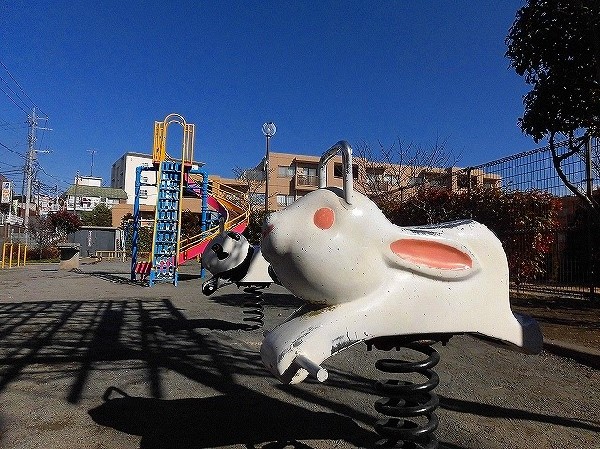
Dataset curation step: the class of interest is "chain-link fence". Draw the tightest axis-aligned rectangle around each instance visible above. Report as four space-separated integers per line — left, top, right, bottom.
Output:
456 137 599 298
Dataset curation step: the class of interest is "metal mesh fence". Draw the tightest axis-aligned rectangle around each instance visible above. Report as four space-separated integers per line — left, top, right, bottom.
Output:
454 137 600 298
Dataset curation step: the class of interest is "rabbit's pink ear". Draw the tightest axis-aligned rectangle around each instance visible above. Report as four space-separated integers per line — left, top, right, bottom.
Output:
389 239 475 276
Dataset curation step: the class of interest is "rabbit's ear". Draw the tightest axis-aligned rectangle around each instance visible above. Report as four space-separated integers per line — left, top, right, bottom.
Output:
387 238 479 280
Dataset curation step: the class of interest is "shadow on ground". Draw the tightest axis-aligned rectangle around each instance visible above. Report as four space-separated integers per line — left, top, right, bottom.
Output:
439 395 600 433
0 297 373 448
2 294 595 448
89 386 374 449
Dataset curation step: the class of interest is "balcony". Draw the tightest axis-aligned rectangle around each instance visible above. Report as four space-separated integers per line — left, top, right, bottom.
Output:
295 174 319 190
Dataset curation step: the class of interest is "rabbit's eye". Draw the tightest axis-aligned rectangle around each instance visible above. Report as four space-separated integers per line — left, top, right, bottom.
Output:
313 208 334 230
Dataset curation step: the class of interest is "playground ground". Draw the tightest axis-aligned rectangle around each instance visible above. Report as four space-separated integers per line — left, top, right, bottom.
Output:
0 260 598 449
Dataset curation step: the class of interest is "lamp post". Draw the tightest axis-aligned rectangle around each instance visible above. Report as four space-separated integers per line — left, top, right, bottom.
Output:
262 122 276 212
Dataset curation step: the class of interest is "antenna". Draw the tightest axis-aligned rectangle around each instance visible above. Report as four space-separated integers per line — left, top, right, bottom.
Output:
87 149 98 176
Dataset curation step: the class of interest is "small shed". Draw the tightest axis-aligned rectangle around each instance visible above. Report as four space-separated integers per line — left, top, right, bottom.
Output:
68 226 125 257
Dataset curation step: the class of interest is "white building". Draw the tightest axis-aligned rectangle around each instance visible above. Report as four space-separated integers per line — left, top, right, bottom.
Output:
110 151 205 206
111 152 157 206
64 175 127 213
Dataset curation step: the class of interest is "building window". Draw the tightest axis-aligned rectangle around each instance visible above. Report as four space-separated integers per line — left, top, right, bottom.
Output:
278 165 295 177
407 177 423 187
334 163 358 179
458 174 478 189
483 178 499 189
276 195 295 207
249 193 265 206
296 166 318 186
80 197 92 209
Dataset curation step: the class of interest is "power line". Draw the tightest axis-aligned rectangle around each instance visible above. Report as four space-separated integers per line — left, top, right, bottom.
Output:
0 82 28 114
0 60 46 116
0 159 21 168
0 139 25 158
35 161 70 188
0 120 25 131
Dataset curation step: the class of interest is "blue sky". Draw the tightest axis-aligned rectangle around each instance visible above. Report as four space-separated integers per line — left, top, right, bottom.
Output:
0 1 533 195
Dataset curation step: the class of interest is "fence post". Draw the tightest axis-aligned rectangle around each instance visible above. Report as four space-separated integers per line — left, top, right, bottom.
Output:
585 136 595 298
466 167 473 194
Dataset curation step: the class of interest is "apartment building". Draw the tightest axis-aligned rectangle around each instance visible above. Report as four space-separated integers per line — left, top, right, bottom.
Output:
225 151 502 211
105 149 501 225
111 152 157 206
109 151 206 227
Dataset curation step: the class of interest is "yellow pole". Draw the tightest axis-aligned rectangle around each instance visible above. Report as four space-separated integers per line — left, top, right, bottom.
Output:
23 245 27 266
1 242 6 269
9 243 13 268
17 244 21 267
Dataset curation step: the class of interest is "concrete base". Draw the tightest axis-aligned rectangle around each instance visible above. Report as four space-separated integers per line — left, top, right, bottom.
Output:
57 243 80 270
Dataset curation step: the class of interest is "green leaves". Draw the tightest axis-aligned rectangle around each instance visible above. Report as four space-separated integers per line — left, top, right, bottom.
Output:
80 203 112 227
506 0 600 139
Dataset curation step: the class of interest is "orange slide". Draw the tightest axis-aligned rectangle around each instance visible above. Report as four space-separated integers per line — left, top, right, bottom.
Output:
177 178 249 265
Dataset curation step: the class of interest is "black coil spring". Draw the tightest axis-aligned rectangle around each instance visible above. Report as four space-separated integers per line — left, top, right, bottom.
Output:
373 341 440 449
242 287 265 330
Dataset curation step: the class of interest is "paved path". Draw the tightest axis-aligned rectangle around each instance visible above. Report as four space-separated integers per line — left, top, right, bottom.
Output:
0 261 598 449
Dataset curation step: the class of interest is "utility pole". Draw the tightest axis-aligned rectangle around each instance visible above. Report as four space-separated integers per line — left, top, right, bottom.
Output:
23 107 51 242
74 171 79 214
87 149 97 176
24 108 37 235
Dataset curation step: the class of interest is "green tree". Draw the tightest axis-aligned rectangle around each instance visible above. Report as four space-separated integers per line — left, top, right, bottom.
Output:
120 212 153 255
80 203 113 226
505 0 600 212
48 210 82 242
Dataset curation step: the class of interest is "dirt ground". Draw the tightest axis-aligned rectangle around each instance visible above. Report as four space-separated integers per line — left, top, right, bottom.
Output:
510 292 600 349
0 260 598 449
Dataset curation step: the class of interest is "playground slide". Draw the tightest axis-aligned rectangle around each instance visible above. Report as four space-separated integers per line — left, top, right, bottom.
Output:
177 177 248 264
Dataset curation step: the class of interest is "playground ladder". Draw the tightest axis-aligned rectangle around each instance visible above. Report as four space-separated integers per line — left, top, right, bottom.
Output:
149 161 184 286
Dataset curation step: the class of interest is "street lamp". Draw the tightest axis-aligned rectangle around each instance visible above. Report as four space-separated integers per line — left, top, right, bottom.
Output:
262 122 276 212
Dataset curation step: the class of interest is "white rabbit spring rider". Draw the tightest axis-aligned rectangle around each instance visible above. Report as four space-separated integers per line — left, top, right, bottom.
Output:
260 141 543 448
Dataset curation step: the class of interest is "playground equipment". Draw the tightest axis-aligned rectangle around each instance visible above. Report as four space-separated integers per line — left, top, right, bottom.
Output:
129 114 249 286
259 141 543 447
201 229 274 294
201 229 276 328
1 242 27 269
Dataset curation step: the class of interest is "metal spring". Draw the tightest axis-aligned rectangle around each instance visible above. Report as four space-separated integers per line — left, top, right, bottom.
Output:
373 341 440 449
242 287 265 330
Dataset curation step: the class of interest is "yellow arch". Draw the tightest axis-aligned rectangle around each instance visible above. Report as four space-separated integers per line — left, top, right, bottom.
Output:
152 113 195 166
